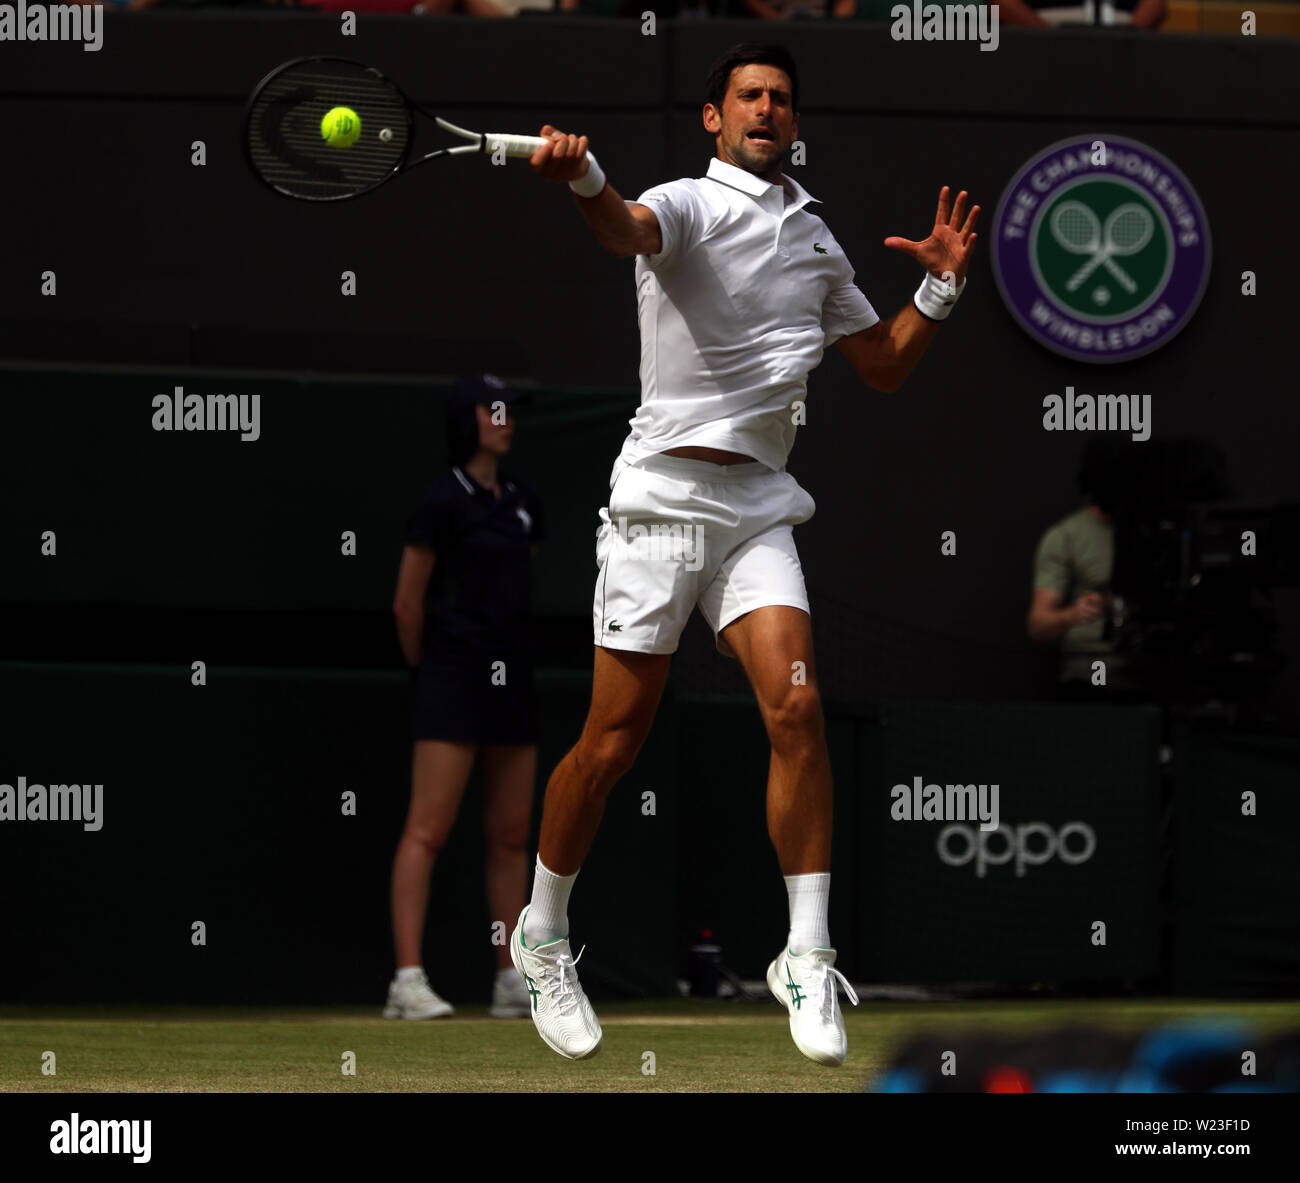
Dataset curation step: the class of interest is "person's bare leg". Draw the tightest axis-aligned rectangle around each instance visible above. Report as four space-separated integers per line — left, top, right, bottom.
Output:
720 606 831 874
726 607 854 1064
391 739 478 968
536 645 672 875
481 742 537 971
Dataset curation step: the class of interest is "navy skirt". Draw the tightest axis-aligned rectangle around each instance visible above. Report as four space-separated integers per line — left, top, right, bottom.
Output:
411 658 539 745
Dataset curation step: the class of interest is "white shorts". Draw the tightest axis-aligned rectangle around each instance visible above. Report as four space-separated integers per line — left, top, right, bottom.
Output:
592 453 815 658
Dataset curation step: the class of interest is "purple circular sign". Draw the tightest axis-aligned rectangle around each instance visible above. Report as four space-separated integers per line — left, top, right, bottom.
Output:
991 135 1211 364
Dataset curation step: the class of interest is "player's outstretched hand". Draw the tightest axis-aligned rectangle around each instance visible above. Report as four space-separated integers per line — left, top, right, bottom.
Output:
884 186 980 286
530 126 592 184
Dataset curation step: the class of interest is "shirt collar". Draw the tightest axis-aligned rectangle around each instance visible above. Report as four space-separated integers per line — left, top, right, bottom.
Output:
453 466 516 500
705 156 820 211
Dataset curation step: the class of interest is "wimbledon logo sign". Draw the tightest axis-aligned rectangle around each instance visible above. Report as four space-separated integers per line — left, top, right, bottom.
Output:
991 135 1211 363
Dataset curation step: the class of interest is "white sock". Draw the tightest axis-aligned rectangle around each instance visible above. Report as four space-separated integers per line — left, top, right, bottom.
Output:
395 965 423 983
785 872 831 955
495 967 516 984
523 856 577 948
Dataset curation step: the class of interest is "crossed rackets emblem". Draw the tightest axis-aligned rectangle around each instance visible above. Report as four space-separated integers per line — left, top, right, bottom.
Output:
1049 200 1154 294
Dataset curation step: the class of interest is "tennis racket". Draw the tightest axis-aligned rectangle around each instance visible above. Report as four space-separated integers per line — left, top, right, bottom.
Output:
1049 200 1153 294
243 56 548 202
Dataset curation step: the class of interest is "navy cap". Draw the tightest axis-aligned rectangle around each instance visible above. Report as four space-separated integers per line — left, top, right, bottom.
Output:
445 374 530 467
449 373 532 410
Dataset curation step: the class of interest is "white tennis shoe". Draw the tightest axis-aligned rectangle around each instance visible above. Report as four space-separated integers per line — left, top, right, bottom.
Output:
382 969 454 1019
489 971 532 1018
767 946 859 1066
509 907 602 1059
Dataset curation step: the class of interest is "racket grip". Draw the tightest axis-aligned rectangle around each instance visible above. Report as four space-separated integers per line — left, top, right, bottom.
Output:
485 133 549 159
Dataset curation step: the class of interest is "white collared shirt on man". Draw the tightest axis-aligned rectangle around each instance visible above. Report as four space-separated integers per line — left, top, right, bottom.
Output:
616 156 879 476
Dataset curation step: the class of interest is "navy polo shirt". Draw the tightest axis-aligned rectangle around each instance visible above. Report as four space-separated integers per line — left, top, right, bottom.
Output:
405 466 546 664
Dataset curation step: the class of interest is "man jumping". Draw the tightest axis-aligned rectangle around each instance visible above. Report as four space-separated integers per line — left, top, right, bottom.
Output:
512 42 978 1066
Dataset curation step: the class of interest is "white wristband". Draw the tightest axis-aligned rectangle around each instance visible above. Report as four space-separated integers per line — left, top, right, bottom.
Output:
913 271 965 321
569 152 606 199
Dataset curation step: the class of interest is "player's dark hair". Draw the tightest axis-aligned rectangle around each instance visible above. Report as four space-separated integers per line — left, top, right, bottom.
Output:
705 43 800 116
1077 438 1130 517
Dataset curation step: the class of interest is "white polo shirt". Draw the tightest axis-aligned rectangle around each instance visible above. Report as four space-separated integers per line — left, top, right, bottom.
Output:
616 156 879 477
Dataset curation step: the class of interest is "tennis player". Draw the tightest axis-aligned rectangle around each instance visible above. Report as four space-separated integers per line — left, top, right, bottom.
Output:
514 42 979 1065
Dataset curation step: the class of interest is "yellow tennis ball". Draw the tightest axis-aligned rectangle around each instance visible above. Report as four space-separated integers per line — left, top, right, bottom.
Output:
320 107 361 149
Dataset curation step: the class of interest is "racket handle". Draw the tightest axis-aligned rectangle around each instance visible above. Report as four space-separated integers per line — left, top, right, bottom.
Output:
484 133 549 159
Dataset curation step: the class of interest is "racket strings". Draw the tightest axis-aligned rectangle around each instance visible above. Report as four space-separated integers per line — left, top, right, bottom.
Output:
245 60 411 200
1050 199 1157 295
1105 206 1154 253
1052 204 1100 252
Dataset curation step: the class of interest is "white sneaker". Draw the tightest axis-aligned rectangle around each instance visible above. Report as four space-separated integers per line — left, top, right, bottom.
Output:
489 972 531 1018
767 946 859 1066
382 969 454 1019
509 907 602 1059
